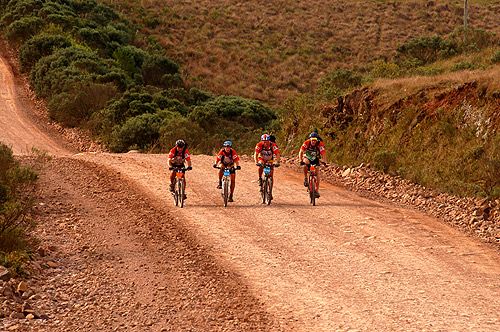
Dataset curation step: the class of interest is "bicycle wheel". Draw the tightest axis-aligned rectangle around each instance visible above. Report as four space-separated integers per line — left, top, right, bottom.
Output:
179 178 185 208
309 175 316 206
266 177 273 205
223 177 229 207
261 176 266 203
174 180 179 206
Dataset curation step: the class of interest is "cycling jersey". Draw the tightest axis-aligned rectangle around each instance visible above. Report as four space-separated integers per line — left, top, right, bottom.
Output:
300 140 325 161
216 148 240 166
255 141 280 162
168 146 191 166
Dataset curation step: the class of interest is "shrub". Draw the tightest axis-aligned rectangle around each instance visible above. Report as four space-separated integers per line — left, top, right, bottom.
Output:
19 34 72 72
5 16 43 42
190 95 276 128
109 113 162 152
373 149 398 173
492 50 500 64
370 60 402 79
113 45 147 76
47 82 118 127
397 35 458 65
449 27 499 53
318 69 363 100
141 54 180 88
0 143 37 253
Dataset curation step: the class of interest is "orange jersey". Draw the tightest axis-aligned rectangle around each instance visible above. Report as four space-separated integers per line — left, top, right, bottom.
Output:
255 141 280 160
216 148 240 164
300 140 325 156
168 146 191 164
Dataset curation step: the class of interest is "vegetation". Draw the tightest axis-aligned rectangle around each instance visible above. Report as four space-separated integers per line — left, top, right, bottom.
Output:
1 0 499 200
0 143 38 275
0 0 275 154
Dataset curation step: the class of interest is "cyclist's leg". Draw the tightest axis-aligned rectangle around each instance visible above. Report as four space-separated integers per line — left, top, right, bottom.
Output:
229 172 236 201
169 170 176 191
182 172 187 199
217 168 223 188
257 158 264 185
303 157 310 186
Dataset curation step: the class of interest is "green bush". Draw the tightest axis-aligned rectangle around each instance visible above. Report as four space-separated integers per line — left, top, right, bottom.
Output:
141 54 180 88
19 34 72 72
370 60 402 79
492 50 500 64
47 82 118 127
0 143 37 253
451 61 477 72
397 35 458 65
318 69 363 100
373 149 398 173
109 113 162 152
449 27 499 53
5 16 43 42
190 95 276 128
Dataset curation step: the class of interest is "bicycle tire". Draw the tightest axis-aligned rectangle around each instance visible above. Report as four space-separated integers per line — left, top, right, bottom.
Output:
223 177 229 207
261 176 266 203
266 176 273 205
179 178 185 208
310 175 316 206
174 179 179 206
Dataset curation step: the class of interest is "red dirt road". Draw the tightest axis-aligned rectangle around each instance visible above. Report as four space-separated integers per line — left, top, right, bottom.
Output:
1 51 500 331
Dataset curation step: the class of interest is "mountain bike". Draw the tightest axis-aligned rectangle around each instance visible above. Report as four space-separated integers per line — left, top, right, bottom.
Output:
169 166 189 208
304 161 325 206
215 165 239 207
258 162 279 205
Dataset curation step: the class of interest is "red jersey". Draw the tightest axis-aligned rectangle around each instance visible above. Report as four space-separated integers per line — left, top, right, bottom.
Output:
216 148 240 165
300 140 325 157
168 146 191 165
255 141 280 161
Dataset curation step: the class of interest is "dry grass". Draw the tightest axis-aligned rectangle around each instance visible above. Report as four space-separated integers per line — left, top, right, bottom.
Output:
103 0 500 104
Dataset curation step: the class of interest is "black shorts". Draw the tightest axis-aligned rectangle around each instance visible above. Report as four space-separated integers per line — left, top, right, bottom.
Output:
307 158 320 166
222 163 236 174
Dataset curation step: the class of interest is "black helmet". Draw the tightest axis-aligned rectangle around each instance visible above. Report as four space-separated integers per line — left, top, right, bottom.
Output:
175 139 186 147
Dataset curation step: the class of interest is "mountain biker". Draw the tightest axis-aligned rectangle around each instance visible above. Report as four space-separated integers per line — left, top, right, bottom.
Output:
298 132 326 197
213 140 241 202
168 139 192 199
254 134 280 187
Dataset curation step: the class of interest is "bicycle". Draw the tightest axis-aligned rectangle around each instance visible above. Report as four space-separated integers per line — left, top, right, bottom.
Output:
169 166 190 208
215 165 240 207
258 162 279 205
303 161 325 206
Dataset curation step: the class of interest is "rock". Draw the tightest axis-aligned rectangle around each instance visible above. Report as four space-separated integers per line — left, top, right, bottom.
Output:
9 311 25 319
26 313 35 320
17 281 28 293
46 261 59 268
0 266 11 281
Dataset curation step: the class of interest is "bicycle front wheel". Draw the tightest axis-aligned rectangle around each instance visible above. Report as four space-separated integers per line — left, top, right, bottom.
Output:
179 178 185 208
223 178 229 207
266 177 273 205
309 175 316 206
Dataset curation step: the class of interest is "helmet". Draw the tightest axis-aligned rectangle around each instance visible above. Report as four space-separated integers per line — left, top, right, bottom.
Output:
309 132 319 138
223 140 232 147
175 139 185 147
260 134 271 141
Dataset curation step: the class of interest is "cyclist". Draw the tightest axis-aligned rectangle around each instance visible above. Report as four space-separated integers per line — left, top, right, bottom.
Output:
254 134 280 187
213 140 241 202
298 132 326 197
168 139 192 199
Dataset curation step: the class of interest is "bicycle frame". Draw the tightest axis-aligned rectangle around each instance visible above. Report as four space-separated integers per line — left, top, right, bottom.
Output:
308 165 318 206
261 163 275 205
170 167 187 208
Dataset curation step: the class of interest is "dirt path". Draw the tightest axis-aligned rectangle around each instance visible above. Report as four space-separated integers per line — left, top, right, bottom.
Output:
0 54 68 156
1 49 500 331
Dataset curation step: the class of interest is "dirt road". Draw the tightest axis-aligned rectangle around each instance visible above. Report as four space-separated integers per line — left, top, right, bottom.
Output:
1 50 499 331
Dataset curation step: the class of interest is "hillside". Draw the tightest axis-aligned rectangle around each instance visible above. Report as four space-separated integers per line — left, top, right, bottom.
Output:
103 0 500 103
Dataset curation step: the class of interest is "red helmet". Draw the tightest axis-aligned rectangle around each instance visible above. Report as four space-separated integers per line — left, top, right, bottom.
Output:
260 134 271 141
